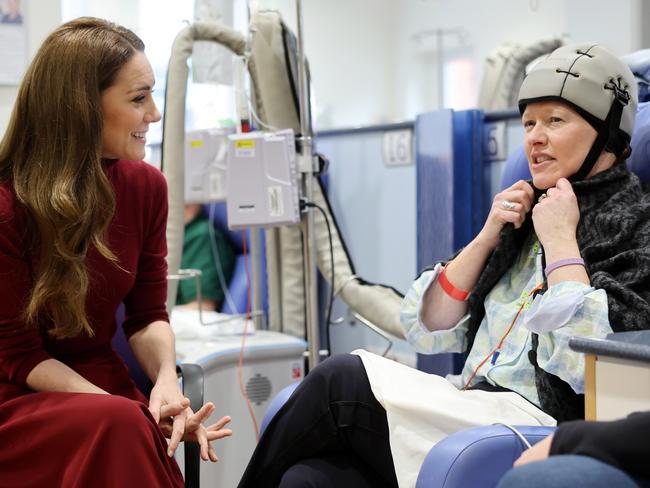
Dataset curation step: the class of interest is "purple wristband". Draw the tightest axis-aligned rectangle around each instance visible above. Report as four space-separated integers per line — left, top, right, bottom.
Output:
544 257 585 277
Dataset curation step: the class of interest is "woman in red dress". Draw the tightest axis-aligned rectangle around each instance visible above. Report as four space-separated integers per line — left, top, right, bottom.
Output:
0 17 231 486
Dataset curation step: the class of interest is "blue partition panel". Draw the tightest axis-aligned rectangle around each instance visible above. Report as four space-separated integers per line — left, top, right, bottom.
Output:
416 109 455 270
314 126 418 363
415 109 485 375
453 110 486 244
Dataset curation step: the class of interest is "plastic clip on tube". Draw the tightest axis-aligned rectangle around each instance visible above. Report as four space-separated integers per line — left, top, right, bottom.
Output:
544 257 585 277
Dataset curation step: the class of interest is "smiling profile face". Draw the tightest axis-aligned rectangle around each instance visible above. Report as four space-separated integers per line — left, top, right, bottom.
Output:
100 51 160 161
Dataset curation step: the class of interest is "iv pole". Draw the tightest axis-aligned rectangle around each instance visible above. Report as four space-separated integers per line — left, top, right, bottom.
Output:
295 0 320 370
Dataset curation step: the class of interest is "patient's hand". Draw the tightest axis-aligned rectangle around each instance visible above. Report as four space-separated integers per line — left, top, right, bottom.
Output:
477 180 535 250
513 434 553 467
532 178 579 249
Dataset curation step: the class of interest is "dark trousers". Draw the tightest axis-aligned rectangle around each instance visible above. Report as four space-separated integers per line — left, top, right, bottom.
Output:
238 354 399 488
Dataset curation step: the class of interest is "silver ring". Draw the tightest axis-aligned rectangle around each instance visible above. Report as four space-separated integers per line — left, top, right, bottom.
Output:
501 200 516 210
538 194 548 203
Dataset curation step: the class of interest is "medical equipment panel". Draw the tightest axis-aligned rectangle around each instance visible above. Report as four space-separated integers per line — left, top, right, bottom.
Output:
184 127 233 203
226 129 301 229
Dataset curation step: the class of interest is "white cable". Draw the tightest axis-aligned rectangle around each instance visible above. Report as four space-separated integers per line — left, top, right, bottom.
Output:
493 423 532 449
207 203 239 313
240 54 282 132
249 102 280 131
206 203 267 324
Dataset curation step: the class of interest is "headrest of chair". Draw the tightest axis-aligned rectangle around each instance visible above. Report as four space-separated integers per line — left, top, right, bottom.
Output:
499 146 530 190
623 49 650 103
628 102 650 182
500 101 650 189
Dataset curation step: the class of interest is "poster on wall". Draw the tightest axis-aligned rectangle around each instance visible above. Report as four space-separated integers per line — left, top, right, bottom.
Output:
0 0 26 85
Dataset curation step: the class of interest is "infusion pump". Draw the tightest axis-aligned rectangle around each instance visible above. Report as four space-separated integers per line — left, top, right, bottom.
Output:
184 127 234 203
184 127 302 229
226 129 301 230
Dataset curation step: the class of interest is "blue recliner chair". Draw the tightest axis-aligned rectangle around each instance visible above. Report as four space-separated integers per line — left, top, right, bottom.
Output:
259 102 650 487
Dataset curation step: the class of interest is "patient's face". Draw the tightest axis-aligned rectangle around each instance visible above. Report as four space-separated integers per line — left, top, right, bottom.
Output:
522 101 598 189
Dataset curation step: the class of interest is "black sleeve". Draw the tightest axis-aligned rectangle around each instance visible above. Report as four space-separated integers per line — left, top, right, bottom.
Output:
550 411 650 478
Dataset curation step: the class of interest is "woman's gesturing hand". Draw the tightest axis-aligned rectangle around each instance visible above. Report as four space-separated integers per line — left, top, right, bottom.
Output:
148 375 232 461
477 180 535 250
159 402 233 462
148 376 190 456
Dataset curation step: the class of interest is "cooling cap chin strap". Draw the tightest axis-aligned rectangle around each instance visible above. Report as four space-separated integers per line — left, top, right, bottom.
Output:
569 79 630 182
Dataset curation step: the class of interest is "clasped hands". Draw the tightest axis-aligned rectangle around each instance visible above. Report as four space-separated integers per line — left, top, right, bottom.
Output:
479 178 579 250
149 380 232 462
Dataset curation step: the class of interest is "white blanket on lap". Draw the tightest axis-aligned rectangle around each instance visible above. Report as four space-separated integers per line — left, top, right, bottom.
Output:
353 350 556 488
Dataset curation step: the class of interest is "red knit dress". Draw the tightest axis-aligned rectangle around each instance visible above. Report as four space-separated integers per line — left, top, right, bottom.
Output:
0 160 184 487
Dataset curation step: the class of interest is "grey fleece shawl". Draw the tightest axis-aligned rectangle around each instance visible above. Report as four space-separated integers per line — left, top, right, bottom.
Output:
429 162 650 422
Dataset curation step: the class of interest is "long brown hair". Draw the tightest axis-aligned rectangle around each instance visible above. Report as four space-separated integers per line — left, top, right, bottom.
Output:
0 17 145 339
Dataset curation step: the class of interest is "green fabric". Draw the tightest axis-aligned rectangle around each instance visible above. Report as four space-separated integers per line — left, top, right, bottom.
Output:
176 215 236 306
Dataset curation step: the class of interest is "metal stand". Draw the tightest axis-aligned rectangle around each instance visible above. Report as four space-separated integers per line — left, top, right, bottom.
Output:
250 228 264 330
295 0 320 370
168 269 264 325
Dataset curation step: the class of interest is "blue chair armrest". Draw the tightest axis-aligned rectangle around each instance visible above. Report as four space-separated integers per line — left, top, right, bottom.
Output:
260 382 300 435
416 424 556 488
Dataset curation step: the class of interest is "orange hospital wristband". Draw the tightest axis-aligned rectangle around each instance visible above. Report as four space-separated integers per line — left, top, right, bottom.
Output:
438 267 470 301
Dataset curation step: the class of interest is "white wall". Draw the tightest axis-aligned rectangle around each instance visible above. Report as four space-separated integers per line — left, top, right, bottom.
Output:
566 0 642 56
0 0 192 140
250 0 646 129
62 0 139 31
255 0 399 130
0 1 647 135
392 0 644 121
0 0 61 136
393 0 569 120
